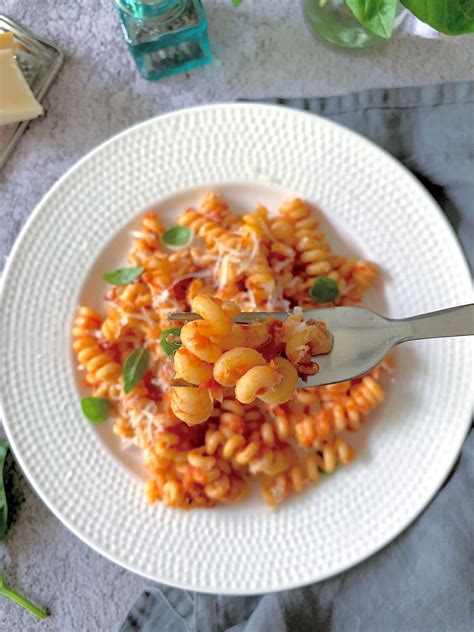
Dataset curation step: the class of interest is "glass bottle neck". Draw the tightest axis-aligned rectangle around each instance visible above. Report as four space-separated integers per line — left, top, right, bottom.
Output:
117 0 188 20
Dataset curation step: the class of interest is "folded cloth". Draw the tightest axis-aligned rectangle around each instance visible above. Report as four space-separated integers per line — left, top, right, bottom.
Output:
121 82 474 632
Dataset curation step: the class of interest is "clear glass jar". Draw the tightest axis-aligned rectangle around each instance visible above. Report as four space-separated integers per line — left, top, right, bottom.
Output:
115 0 212 80
302 0 407 48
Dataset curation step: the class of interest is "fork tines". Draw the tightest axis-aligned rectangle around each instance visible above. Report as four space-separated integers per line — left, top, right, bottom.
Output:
168 311 290 324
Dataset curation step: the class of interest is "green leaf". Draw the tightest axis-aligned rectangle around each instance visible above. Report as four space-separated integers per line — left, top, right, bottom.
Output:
401 0 474 35
232 0 244 6
0 572 49 619
103 266 144 285
309 277 339 303
161 226 193 249
345 0 397 38
81 397 112 423
0 447 50 618
123 348 150 394
160 327 182 356
0 439 9 539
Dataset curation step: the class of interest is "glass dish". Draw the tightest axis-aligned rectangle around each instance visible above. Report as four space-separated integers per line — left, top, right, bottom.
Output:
0 15 65 170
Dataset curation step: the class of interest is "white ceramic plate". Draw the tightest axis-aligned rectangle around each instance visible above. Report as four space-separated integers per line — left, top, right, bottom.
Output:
0 104 471 595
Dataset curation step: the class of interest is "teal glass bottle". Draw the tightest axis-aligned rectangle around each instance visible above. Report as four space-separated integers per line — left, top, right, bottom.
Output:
115 0 212 80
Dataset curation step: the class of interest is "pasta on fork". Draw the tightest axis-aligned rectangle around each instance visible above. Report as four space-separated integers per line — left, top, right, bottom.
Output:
170 295 333 423
73 192 392 509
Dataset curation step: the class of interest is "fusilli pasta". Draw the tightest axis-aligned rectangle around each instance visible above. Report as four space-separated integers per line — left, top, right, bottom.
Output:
73 192 392 509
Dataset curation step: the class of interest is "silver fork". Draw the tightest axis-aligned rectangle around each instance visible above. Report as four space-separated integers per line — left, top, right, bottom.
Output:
169 304 474 387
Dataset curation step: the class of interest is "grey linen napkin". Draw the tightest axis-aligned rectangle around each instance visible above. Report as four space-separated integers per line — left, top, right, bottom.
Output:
121 82 474 632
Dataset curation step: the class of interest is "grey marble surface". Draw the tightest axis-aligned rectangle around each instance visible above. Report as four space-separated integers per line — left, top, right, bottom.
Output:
0 1 473 630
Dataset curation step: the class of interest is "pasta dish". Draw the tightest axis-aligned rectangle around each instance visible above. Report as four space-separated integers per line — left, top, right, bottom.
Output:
73 192 392 508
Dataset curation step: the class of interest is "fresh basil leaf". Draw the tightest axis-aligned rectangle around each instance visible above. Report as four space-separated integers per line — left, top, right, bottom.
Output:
232 0 243 6
161 226 193 248
81 397 112 423
160 327 182 356
309 277 339 303
103 266 144 285
401 0 474 35
123 348 150 394
345 0 397 38
0 439 9 539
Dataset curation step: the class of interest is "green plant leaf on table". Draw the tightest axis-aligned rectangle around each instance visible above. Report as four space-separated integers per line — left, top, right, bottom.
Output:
0 440 49 618
345 0 397 38
0 573 48 620
0 439 8 539
401 0 474 35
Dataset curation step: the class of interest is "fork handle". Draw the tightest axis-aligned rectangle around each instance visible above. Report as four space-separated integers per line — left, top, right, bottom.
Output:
395 304 474 342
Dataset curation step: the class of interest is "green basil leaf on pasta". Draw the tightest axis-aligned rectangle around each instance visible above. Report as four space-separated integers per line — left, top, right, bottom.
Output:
81 397 112 423
160 327 182 356
309 277 339 303
161 226 193 249
123 348 150 394
103 266 144 285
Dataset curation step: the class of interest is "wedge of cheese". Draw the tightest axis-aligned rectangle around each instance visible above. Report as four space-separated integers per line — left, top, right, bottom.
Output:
0 31 44 126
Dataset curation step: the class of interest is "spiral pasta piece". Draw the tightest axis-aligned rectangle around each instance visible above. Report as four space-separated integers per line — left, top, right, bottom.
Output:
198 191 229 220
170 386 213 426
128 212 165 265
178 208 234 248
213 348 267 387
261 438 355 507
73 307 121 386
245 253 276 307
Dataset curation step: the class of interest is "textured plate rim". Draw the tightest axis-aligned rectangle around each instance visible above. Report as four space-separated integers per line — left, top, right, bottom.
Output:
0 103 472 595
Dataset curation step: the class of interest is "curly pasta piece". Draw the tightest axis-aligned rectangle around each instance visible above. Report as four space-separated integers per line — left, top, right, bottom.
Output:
178 208 236 248
211 322 269 351
261 438 355 507
282 314 333 375
213 348 267 387
173 346 213 386
101 308 122 343
186 278 214 304
128 212 165 265
142 254 174 290
241 205 271 241
294 409 334 448
258 358 298 405
73 307 121 385
235 365 281 404
179 296 240 363
269 216 294 246
170 386 213 426
244 253 276 307
198 191 229 220
279 198 313 223
278 199 334 279
192 295 239 337
180 320 223 363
